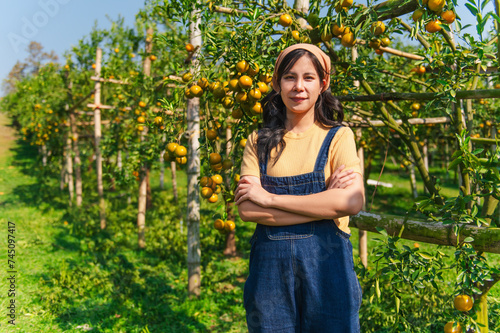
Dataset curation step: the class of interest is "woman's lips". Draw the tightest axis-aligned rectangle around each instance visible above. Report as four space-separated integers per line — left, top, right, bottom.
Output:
290 97 307 102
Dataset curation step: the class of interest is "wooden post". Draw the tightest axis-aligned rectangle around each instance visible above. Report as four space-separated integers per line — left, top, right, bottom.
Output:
93 47 106 229
409 163 418 199
67 84 82 207
187 8 202 296
160 134 165 189
294 0 309 28
171 161 178 203
42 144 47 166
356 128 368 267
224 126 237 256
137 27 154 249
65 133 74 204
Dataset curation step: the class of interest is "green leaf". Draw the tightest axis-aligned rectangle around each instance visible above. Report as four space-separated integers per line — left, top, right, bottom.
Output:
465 3 478 16
417 252 434 260
448 157 463 170
463 236 474 243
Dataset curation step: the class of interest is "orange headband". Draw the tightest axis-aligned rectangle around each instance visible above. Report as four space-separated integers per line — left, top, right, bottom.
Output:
272 43 331 93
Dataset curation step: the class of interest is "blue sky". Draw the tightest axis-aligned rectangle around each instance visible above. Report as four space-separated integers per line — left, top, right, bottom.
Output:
0 0 493 93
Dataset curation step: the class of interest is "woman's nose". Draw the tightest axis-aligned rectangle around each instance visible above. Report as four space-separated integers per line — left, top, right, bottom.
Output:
294 78 304 91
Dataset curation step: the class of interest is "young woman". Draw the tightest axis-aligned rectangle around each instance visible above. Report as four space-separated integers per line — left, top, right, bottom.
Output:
234 44 365 332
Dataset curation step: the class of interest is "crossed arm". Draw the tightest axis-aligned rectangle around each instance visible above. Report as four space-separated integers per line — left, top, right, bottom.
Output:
235 166 365 226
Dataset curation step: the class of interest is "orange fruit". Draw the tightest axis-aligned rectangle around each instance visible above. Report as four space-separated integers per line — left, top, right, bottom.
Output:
341 0 353 6
174 145 187 157
92 64 96 69
371 21 386 36
278 14 292 27
214 219 225 230
249 88 262 101
425 19 442 33
292 30 301 41
185 43 194 52
182 72 193 82
139 101 147 108
257 82 269 94
222 96 234 109
224 220 236 232
486 120 492 126
250 102 262 114
414 242 420 248
441 10 456 23
197 77 209 89
444 321 462 333
222 159 233 170
154 116 162 125
232 108 244 119
259 72 272 83
375 49 384 55
411 103 421 111
412 8 425 21
228 78 241 92
235 91 248 103
234 174 241 182
209 81 221 92
380 37 391 47
454 295 473 312
211 174 223 185
167 142 178 153
150 55 157 61
369 39 381 49
206 129 218 141
114 48 119 53
176 156 187 164
239 75 253 90
201 187 213 198
137 116 146 123
428 0 445 12
236 60 250 73
207 193 218 203
341 32 356 47
185 89 194 99
248 64 259 77
211 163 223 172
209 153 222 165
331 23 345 36
190 85 203 97
240 138 247 148
200 176 213 188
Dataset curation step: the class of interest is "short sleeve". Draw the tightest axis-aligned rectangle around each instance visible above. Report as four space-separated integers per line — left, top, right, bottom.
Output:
240 131 260 177
329 127 362 176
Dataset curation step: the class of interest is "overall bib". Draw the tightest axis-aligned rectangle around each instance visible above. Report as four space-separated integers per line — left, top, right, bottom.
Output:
244 126 362 333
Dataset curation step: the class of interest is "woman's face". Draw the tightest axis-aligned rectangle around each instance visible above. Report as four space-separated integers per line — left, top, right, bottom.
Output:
279 55 325 118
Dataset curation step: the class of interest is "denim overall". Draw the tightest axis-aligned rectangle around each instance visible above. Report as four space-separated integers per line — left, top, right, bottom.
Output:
244 126 362 333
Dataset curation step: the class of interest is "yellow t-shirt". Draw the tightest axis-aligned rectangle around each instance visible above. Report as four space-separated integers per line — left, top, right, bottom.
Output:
240 121 362 234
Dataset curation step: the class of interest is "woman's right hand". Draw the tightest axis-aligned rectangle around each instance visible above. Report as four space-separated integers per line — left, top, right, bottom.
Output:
327 165 356 190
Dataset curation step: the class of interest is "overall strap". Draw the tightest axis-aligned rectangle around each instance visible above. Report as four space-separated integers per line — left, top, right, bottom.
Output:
257 130 268 175
313 126 342 172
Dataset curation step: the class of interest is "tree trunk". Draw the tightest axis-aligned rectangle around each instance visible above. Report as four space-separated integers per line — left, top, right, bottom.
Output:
93 47 106 229
224 126 237 256
160 134 165 189
187 8 202 296
137 27 154 249
65 135 74 204
69 109 82 206
409 163 418 199
355 128 368 267
171 161 178 203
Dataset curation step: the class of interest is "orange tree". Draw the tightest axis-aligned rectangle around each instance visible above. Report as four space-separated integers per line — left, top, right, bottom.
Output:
153 0 500 330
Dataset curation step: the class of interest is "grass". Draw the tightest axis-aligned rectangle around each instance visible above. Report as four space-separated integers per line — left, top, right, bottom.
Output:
0 111 499 332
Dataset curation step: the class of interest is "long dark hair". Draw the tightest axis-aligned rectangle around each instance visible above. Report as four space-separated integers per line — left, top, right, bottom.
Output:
257 49 344 165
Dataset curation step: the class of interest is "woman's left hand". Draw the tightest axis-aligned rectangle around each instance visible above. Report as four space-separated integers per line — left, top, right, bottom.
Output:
235 176 274 207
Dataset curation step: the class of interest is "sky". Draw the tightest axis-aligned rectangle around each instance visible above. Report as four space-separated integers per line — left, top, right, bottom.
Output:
0 0 495 94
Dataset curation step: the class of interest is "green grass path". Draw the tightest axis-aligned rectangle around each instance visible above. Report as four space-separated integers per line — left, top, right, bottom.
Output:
0 112 70 333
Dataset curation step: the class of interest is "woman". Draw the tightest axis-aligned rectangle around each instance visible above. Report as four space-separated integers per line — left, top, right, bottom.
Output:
234 44 365 332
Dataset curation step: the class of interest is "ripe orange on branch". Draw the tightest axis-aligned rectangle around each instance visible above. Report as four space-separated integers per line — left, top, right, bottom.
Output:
341 32 356 47
224 220 236 232
441 10 456 23
444 321 462 333
214 219 225 230
185 43 194 52
425 19 442 33
278 14 293 27
428 0 445 12
174 145 187 157
239 75 253 90
257 82 269 94
412 8 425 21
454 295 473 312
331 23 345 36
236 60 250 73
371 21 386 36
209 153 222 165
137 116 146 123
190 85 204 97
